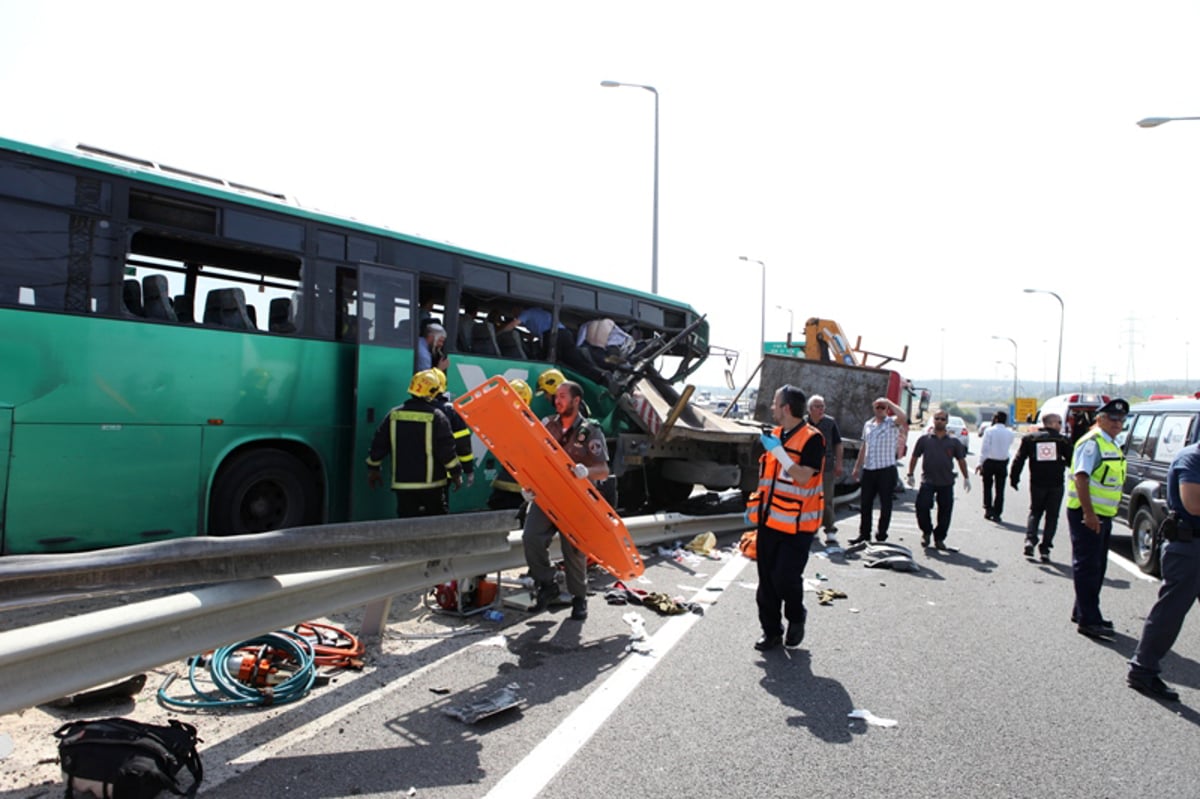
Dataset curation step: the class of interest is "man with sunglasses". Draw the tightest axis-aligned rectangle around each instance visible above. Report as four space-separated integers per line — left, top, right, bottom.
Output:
850 397 908 544
1067 398 1129 641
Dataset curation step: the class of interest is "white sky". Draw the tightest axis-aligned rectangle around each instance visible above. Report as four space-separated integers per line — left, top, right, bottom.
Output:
2 1 1196 396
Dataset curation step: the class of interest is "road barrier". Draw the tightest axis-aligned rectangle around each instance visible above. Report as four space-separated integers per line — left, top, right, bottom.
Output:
0 512 746 715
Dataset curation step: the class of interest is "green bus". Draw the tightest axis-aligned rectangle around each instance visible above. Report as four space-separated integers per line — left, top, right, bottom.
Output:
0 137 746 555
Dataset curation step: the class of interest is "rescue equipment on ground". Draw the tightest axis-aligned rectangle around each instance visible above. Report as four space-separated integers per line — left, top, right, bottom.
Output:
453 376 644 579
292 622 365 670
157 630 317 709
425 574 502 617
738 530 758 559
54 716 203 799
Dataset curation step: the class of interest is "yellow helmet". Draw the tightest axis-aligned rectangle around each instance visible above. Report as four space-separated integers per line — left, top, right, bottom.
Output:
408 369 442 399
431 367 448 395
509 378 532 405
537 368 566 396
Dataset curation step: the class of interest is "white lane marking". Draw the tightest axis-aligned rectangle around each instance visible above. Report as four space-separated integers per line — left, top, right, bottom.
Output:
483 554 751 799
1108 549 1159 582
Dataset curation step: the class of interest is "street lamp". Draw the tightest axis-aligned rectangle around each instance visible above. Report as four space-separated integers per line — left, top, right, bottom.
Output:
1023 288 1064 395
775 305 794 340
992 335 1018 415
601 80 659 294
739 256 766 360
1137 116 1200 128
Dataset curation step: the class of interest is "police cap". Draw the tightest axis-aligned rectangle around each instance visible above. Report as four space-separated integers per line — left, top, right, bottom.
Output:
1096 398 1130 418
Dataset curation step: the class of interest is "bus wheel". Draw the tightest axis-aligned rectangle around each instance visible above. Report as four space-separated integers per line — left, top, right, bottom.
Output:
210 448 314 535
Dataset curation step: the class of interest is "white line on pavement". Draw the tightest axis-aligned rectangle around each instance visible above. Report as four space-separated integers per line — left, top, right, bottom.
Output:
482 553 751 799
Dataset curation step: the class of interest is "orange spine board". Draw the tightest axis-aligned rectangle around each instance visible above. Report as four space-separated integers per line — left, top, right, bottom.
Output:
453 377 644 579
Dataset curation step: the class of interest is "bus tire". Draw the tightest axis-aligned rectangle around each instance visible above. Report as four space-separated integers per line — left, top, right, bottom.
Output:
209 448 315 535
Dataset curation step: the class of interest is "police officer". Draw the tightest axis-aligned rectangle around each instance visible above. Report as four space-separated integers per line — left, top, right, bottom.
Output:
1066 397 1128 640
523 379 610 622
1126 439 1200 702
365 369 462 517
1010 412 1072 563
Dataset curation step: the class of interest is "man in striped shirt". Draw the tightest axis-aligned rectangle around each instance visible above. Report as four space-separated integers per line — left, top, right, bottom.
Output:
850 397 908 544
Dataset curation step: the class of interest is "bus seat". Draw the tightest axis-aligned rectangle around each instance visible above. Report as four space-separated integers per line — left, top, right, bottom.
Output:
122 279 144 317
396 317 413 344
246 304 258 329
173 294 194 323
142 275 177 322
203 287 255 330
471 320 501 356
496 327 526 359
457 313 473 353
269 297 296 333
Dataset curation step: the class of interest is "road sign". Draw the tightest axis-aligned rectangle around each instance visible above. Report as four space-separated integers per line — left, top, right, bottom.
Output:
763 340 802 357
1016 397 1039 424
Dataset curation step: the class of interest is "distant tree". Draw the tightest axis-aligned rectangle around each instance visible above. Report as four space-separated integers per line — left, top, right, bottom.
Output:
939 401 976 425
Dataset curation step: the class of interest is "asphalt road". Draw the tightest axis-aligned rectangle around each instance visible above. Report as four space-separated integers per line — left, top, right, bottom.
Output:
206 437 1198 799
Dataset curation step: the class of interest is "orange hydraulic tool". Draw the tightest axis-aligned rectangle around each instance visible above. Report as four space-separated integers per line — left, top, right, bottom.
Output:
453 376 644 580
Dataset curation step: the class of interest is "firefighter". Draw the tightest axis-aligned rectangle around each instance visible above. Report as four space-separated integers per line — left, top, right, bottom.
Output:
431 368 475 489
365 369 462 518
487 378 534 511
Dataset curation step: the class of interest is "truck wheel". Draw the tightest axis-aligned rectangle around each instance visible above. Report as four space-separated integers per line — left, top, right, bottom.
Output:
1130 506 1162 577
210 448 315 535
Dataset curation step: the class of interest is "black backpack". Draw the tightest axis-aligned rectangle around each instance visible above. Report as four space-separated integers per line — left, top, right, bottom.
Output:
53 717 203 799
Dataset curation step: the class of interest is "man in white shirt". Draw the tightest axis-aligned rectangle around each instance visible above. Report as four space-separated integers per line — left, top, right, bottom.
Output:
976 410 1015 522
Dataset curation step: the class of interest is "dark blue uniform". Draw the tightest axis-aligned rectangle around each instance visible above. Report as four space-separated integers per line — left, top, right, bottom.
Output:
1128 443 1200 698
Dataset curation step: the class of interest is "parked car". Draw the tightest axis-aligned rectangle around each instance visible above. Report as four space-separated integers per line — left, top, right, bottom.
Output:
927 414 971 453
1116 397 1200 576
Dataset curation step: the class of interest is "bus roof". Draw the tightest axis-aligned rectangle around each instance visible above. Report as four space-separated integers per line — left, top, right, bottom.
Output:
0 135 691 313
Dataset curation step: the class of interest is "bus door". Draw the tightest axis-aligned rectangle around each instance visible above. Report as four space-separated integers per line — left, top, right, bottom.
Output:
351 264 417 521
0 405 10 551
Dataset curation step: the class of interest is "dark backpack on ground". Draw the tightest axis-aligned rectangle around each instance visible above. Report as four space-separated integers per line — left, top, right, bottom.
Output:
53 717 202 799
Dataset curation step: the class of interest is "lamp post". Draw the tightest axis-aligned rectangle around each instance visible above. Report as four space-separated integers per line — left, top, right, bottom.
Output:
601 80 659 294
1137 116 1200 128
776 305 794 340
992 335 1018 414
1023 288 1063 395
739 256 766 360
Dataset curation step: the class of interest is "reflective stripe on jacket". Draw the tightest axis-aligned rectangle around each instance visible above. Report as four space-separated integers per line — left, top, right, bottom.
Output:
366 399 460 490
1066 428 1125 517
757 423 824 534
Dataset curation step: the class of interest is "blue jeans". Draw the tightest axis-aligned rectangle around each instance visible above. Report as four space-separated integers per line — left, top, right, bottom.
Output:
916 482 954 541
1068 506 1112 626
1130 538 1200 676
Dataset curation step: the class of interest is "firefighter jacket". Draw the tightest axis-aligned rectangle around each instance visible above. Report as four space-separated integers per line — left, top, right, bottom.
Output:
756 423 825 535
435 393 475 477
1066 428 1125 517
366 397 461 490
1011 428 1071 486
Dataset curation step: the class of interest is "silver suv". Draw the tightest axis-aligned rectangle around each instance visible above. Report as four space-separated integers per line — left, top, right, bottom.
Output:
1117 397 1200 575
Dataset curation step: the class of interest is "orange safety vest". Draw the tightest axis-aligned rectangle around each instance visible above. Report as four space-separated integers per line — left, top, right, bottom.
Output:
755 423 824 535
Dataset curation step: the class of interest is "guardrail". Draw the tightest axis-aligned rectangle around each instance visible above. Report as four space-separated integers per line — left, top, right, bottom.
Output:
0 510 521 609
0 512 746 716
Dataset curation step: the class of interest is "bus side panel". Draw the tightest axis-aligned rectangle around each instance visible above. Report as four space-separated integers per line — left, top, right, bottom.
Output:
0 406 11 552
4 423 201 553
443 355 549 514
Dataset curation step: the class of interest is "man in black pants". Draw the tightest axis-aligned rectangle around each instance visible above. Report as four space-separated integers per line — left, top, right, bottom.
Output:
1010 412 1071 563
850 397 908 544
